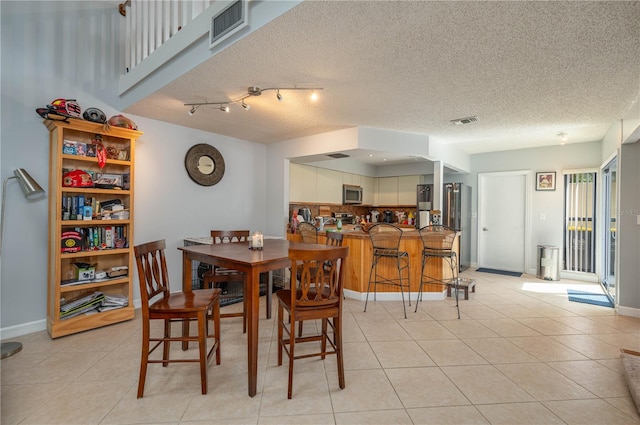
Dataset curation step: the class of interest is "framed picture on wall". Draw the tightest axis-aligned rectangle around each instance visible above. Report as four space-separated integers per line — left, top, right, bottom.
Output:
536 172 556 191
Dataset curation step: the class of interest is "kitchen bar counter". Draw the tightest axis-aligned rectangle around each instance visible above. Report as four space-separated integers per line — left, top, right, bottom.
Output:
287 225 459 296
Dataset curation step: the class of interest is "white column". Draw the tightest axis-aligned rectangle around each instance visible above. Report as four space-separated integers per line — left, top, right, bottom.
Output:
433 161 443 211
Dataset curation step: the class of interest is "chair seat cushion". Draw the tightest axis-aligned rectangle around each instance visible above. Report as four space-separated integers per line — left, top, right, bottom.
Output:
150 288 221 312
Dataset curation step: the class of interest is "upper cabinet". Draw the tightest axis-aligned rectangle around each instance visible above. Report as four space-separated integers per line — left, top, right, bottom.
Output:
377 177 398 205
361 176 375 205
398 175 420 205
290 163 419 206
290 163 317 203
316 168 342 203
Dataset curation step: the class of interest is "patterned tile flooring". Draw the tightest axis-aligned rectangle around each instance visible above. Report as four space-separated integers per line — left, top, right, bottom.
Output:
2 270 639 424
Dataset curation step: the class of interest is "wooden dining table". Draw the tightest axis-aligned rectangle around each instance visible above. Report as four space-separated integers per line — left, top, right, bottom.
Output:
178 238 339 397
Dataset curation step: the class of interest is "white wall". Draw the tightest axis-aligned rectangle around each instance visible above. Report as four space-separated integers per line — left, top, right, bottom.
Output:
470 142 602 275
1 2 267 336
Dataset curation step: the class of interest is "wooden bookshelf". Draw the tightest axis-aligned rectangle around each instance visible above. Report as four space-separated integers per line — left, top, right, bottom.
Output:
45 119 142 338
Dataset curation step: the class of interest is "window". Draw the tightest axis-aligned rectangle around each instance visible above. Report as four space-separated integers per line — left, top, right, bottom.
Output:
563 171 596 273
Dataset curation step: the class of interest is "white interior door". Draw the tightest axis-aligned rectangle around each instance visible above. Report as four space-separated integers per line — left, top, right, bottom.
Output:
478 172 528 272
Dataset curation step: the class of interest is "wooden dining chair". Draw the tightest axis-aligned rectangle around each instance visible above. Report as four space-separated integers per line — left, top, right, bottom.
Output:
277 245 349 398
297 221 318 243
134 239 221 398
203 230 250 333
297 231 345 336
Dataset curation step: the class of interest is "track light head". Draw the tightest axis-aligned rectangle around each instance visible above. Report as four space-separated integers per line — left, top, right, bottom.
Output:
184 85 323 114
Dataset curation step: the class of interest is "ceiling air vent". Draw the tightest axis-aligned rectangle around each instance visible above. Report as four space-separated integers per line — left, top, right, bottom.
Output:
210 0 247 49
327 153 349 159
450 116 479 125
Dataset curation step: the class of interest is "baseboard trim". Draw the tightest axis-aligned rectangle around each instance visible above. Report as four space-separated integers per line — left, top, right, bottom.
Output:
617 305 640 318
344 289 446 302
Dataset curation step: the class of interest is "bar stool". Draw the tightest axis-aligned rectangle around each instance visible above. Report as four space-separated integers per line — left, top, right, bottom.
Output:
364 224 410 318
415 225 460 319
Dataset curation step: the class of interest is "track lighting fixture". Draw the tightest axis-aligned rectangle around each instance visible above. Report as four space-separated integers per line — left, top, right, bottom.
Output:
184 85 323 114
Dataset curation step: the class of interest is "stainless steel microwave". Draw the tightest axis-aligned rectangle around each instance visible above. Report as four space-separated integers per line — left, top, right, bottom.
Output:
343 184 363 204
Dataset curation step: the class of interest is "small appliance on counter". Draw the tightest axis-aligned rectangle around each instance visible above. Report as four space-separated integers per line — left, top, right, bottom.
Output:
298 207 312 222
383 210 394 223
370 210 380 223
333 212 354 224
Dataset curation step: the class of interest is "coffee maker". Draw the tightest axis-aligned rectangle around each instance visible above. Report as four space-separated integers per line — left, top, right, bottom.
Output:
370 210 380 223
383 210 394 223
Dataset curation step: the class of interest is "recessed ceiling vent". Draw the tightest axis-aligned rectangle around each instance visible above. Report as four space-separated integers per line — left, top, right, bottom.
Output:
327 153 349 159
210 0 247 49
450 116 479 125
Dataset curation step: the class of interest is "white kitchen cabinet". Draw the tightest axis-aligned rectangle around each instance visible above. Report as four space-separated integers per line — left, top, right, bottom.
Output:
317 168 342 203
290 163 317 203
342 172 361 186
398 175 420 205
377 177 398 205
361 176 375 205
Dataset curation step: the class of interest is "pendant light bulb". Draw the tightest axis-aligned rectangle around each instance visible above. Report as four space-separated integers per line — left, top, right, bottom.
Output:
188 106 197 115
310 90 318 101
220 105 230 113
276 90 283 102
241 100 250 110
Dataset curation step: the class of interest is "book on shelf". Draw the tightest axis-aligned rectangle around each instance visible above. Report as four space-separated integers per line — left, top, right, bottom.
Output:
59 291 129 318
60 291 105 319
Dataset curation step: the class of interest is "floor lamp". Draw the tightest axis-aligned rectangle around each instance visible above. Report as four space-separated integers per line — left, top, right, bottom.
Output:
1 168 45 359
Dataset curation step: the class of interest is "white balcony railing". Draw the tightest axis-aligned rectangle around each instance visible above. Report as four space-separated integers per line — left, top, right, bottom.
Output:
120 0 215 74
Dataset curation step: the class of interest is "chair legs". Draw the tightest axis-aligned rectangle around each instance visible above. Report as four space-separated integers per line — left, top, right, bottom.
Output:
137 301 221 398
415 253 460 319
364 254 410 319
278 306 344 399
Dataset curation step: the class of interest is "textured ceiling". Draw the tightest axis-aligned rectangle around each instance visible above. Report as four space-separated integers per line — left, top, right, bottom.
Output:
125 1 640 165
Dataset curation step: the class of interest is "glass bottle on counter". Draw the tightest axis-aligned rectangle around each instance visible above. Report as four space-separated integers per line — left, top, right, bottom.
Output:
336 218 342 231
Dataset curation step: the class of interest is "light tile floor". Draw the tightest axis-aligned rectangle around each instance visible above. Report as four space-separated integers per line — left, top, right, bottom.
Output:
2 270 640 424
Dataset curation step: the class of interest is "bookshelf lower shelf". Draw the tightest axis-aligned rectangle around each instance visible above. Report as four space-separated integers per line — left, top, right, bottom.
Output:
47 305 135 338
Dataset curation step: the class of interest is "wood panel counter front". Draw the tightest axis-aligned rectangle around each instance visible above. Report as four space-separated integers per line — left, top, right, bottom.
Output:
287 225 459 295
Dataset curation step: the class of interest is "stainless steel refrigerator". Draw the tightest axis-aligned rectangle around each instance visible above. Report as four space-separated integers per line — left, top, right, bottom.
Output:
442 183 472 271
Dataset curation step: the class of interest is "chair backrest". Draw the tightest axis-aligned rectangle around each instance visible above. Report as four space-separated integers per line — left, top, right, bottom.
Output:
325 231 344 247
367 223 403 251
134 240 170 312
297 222 318 244
418 225 457 252
289 246 349 308
210 230 250 244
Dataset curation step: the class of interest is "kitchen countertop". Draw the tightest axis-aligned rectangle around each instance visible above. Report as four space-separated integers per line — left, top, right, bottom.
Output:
295 223 421 239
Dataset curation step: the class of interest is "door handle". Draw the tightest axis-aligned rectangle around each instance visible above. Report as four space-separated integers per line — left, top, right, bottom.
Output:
482 227 489 231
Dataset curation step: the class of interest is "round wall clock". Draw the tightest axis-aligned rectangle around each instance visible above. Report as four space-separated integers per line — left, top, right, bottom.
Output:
184 143 225 186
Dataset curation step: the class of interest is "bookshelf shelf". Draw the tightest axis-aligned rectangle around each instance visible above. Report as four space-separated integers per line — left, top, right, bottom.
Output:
61 219 131 227
45 119 142 338
60 277 130 293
